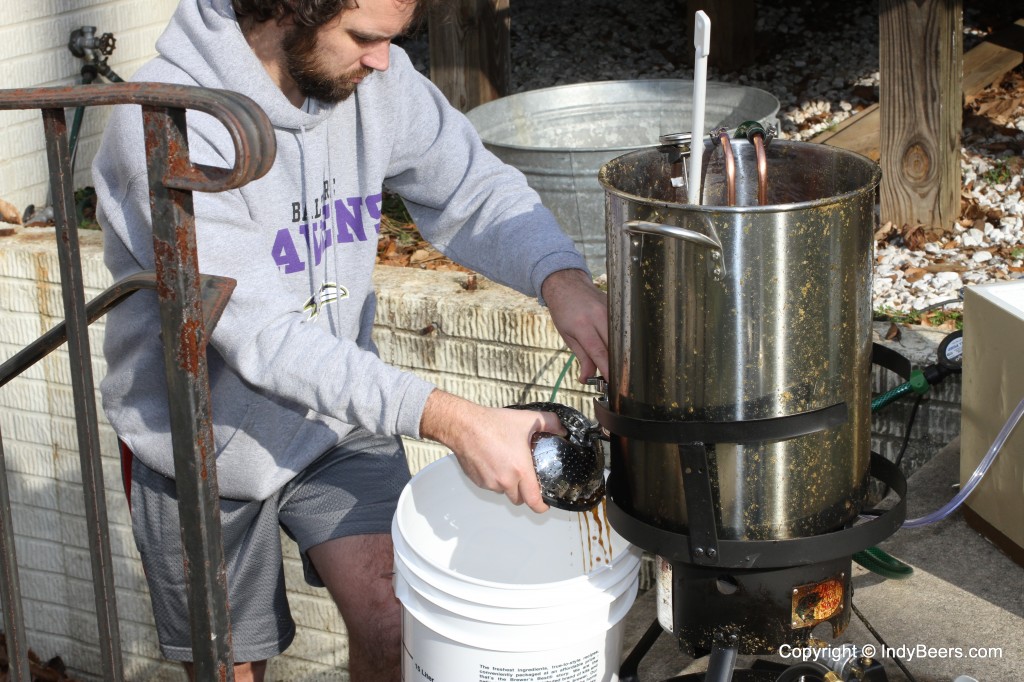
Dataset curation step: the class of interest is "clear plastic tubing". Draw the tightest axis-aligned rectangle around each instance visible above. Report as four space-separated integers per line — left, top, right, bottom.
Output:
903 396 1024 528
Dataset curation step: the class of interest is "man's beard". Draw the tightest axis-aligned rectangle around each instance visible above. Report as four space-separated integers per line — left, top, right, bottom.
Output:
283 26 372 104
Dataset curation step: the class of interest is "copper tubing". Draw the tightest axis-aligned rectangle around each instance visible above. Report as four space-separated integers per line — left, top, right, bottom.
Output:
753 133 768 205
716 129 737 206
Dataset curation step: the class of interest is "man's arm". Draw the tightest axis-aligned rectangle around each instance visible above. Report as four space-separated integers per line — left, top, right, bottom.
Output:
419 390 563 513
419 268 608 514
541 268 610 382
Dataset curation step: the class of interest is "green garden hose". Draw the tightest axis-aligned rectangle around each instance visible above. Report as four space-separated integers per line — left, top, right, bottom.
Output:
860 375 925 580
871 368 929 411
549 352 575 402
852 546 914 580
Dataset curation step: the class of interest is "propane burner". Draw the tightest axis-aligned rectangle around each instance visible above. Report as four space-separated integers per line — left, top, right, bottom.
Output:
598 398 905 661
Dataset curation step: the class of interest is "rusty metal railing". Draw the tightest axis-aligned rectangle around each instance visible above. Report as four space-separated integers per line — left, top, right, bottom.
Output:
0 83 275 681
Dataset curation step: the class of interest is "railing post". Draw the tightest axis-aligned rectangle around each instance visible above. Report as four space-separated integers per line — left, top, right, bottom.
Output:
40 106 124 682
0 83 274 681
142 103 235 680
0 431 31 682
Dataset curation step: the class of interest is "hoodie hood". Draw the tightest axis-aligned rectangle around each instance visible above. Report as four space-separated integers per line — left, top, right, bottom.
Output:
157 0 330 131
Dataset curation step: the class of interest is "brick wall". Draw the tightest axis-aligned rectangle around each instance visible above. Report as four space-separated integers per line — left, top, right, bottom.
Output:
0 0 177 214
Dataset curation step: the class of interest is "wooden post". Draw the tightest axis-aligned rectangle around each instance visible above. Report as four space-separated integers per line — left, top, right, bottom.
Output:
686 0 757 72
879 0 963 236
427 0 510 112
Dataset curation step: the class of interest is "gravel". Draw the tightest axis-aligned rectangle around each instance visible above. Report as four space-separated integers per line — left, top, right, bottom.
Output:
399 0 1024 315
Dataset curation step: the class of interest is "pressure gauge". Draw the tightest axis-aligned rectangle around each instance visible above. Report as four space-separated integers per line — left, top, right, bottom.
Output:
937 330 963 373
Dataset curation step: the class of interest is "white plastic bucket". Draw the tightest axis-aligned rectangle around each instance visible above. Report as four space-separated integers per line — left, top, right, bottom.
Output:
392 455 642 682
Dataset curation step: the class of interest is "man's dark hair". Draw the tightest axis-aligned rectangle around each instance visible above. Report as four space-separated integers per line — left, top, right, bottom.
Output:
232 0 436 29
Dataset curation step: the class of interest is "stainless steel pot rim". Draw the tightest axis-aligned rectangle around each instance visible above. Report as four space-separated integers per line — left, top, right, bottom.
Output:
598 181 880 214
599 142 882 214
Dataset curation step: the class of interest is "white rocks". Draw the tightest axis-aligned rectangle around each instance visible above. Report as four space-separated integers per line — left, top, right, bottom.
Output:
973 251 994 263
962 229 986 247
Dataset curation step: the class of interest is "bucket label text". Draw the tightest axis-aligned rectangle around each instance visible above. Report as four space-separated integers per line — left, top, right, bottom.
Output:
478 651 600 681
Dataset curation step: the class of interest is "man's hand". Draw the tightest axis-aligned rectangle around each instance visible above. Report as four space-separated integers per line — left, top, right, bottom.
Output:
420 390 564 513
541 268 609 383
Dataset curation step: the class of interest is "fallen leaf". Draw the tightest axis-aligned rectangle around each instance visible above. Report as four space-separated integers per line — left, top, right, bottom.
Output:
885 322 902 342
900 223 927 251
924 263 968 273
874 221 897 242
0 198 21 225
409 248 432 264
960 196 986 222
975 95 1024 126
904 267 928 283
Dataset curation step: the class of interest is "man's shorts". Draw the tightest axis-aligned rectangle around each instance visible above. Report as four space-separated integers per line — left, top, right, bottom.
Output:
125 430 411 663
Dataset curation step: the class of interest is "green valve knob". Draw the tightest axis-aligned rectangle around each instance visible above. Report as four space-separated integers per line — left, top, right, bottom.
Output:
909 368 929 394
735 120 766 140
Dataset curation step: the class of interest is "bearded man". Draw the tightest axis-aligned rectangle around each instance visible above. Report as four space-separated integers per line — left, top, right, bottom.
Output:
92 0 608 679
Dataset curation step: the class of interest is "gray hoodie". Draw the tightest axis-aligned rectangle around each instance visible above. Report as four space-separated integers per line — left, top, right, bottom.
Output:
94 0 587 500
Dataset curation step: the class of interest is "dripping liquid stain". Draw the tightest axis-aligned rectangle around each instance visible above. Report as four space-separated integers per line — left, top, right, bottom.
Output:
577 498 615 571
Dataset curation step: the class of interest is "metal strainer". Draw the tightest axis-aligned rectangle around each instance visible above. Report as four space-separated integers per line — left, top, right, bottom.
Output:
508 402 606 512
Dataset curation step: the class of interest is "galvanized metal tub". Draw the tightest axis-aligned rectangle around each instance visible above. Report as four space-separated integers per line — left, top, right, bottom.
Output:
599 140 881 540
466 80 779 275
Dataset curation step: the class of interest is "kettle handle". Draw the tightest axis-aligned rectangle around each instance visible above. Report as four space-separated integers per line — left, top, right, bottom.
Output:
623 219 726 280
623 220 722 250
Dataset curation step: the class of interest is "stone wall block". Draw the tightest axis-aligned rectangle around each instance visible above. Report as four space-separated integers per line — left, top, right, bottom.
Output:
2 443 56 479
10 504 62 543
474 342 571 386
375 330 478 375
13 536 64 574
287 593 346 634
279 625 346 668
22 600 74 638
114 587 156 627
402 437 451 474
6 470 58 508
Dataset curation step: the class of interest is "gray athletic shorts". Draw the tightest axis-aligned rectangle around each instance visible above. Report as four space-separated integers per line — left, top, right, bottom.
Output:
127 430 411 663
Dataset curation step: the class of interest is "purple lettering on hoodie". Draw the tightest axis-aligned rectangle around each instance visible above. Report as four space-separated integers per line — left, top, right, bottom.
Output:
299 218 333 265
366 193 382 233
333 197 366 242
271 228 305 273
276 191 385 273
